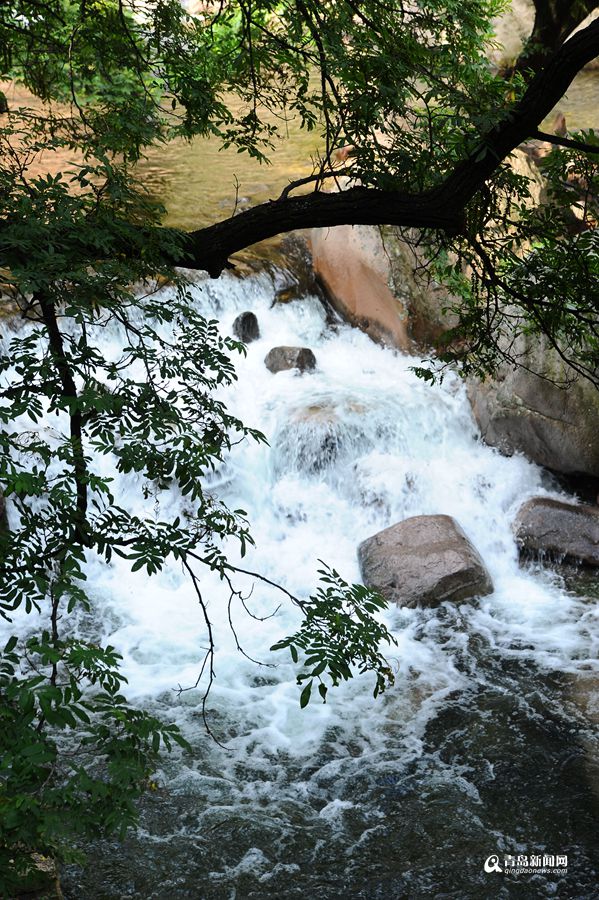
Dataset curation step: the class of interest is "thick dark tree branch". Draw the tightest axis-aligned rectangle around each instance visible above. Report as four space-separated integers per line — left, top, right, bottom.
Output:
176 17 599 276
441 16 599 205
182 186 465 277
37 290 89 543
2 6 597 280
533 128 599 153
514 0 599 75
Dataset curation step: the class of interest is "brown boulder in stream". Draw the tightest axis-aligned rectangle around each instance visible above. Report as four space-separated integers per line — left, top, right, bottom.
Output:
514 497 599 565
358 515 493 608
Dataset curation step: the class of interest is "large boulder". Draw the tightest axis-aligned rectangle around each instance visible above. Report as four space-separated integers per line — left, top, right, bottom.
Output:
468 334 599 478
490 0 534 68
232 311 260 343
264 346 316 374
514 497 599 565
309 223 411 350
310 153 542 352
315 167 599 481
358 515 493 608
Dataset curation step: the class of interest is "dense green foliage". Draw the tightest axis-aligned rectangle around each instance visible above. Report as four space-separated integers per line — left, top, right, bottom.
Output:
0 0 598 890
421 133 599 384
0 633 187 891
271 564 397 706
0 1 405 886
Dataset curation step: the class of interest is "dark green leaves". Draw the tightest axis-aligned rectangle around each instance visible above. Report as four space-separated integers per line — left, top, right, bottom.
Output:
413 132 599 387
0 633 190 892
271 564 397 707
299 680 312 709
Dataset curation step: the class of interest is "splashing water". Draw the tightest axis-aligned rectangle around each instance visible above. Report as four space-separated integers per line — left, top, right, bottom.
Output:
8 266 598 898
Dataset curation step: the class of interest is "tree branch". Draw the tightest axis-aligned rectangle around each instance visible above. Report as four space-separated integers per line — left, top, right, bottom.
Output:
514 0 599 76
181 186 465 277
174 16 599 276
37 290 89 543
532 128 599 154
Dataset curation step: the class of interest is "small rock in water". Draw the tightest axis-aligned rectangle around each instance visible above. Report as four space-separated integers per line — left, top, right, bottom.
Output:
232 311 260 343
514 496 599 566
264 346 316 374
358 514 493 608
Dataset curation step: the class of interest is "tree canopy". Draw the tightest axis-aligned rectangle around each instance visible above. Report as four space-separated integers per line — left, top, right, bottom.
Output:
2 0 599 377
0 0 598 890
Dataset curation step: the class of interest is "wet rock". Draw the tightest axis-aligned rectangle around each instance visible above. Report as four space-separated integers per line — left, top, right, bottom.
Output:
264 346 316 374
309 151 542 354
358 515 493 608
468 334 599 478
272 403 368 475
275 284 307 305
514 497 599 566
14 853 63 898
232 311 260 343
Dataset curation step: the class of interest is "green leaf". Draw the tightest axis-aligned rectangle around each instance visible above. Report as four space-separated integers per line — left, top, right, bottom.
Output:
299 680 313 709
3 636 18 653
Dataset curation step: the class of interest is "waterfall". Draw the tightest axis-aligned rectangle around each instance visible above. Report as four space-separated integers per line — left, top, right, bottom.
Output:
6 265 598 897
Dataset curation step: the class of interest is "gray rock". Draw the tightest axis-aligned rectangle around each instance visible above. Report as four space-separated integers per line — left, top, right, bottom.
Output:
232 311 260 343
514 497 599 565
468 335 599 478
358 515 493 608
264 346 316 374
272 403 370 476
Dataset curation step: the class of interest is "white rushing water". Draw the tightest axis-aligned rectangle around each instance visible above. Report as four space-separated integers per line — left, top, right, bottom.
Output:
5 265 599 897
84 268 596 705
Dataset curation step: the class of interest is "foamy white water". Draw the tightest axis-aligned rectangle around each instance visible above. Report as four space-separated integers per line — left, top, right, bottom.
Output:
79 270 596 706
4 265 598 897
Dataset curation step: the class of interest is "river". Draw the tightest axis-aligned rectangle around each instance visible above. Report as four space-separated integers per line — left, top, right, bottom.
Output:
2 58 599 900
48 263 599 898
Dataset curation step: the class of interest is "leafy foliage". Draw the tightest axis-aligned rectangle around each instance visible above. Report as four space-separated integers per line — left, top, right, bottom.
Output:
421 132 599 384
271 564 397 706
0 252 265 887
0 0 515 177
0 633 189 894
0 0 598 890
0 1 413 886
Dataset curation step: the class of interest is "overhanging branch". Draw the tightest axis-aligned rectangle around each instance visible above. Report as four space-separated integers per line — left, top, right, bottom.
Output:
177 17 599 276
533 129 599 154
181 186 464 277
513 0 599 75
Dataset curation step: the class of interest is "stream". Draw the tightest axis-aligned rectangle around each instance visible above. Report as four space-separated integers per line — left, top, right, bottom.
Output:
50 264 599 899
2 51 599 900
